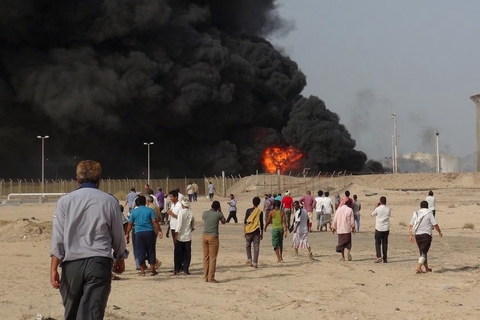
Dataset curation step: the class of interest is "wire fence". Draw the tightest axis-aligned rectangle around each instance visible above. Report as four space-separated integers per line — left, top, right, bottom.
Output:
0 175 243 200
0 171 357 201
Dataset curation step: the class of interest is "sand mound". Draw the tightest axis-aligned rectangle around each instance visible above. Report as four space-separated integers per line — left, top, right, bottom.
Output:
0 219 52 242
227 172 480 198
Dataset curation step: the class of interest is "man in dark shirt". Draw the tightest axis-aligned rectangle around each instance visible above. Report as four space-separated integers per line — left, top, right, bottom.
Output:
244 197 264 268
155 187 165 224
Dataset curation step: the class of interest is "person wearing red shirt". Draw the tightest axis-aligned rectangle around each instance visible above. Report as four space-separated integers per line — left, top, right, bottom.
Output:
281 191 293 229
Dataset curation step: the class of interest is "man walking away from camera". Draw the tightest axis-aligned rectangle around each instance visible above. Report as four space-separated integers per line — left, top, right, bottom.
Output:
226 194 238 223
50 160 128 320
371 196 391 263
425 190 436 217
352 194 361 232
202 201 226 283
281 191 293 229
409 200 443 274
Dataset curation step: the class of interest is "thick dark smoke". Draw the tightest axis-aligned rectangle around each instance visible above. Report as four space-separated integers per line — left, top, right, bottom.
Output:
0 0 366 178
283 96 366 172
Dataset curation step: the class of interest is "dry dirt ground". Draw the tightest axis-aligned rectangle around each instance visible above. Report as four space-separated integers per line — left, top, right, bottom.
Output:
1 173 480 320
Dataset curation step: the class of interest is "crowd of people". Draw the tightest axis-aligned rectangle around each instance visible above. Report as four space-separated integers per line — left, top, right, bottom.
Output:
119 184 444 281
48 160 442 319
246 189 441 271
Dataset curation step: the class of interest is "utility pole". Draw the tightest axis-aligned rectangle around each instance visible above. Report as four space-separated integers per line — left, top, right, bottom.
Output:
143 142 154 186
391 114 398 173
37 135 49 196
435 130 440 173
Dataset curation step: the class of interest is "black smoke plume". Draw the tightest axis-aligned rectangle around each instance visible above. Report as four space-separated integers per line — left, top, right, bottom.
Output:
0 0 366 178
283 96 366 172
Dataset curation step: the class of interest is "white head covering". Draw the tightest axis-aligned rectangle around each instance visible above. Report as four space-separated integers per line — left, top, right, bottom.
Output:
181 199 191 208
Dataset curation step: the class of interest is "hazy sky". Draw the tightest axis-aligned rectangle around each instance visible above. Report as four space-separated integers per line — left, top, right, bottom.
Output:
271 0 479 160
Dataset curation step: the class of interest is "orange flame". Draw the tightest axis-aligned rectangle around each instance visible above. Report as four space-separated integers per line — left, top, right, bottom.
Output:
262 146 304 174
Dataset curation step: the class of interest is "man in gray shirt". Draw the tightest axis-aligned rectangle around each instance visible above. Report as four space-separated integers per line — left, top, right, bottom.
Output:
126 187 137 214
352 194 361 232
50 160 128 320
207 182 215 201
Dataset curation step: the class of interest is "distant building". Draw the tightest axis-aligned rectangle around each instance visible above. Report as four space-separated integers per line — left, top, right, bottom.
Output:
400 152 461 173
461 153 477 172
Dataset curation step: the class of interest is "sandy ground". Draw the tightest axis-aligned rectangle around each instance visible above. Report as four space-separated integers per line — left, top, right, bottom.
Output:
1 173 480 320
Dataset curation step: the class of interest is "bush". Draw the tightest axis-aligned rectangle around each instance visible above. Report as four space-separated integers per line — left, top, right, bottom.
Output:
463 223 474 230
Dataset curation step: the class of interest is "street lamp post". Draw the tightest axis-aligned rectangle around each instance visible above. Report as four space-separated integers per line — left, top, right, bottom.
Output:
435 130 440 173
391 134 395 173
37 135 49 196
143 142 154 186
391 114 398 173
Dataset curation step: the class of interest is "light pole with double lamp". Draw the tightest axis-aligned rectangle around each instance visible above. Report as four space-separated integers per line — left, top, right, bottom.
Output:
143 142 154 186
37 135 49 196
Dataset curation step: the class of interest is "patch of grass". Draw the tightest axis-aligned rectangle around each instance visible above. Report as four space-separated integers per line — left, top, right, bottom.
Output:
325 186 335 192
105 311 128 320
20 306 33 320
463 223 475 230
398 221 407 227
19 311 57 320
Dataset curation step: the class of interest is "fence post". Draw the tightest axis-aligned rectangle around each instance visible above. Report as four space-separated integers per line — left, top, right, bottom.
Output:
222 171 226 197
337 171 342 189
296 173 301 197
256 170 259 197
263 173 266 196
203 177 207 199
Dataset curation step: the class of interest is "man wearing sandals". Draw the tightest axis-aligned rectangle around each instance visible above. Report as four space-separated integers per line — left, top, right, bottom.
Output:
50 160 129 319
244 197 264 267
299 190 316 232
332 197 355 261
146 195 162 270
292 201 314 258
371 196 391 263
202 201 226 283
174 199 195 275
409 200 443 274
125 195 163 276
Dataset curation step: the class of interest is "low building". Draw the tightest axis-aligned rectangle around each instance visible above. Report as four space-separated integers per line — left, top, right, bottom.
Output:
400 152 461 173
